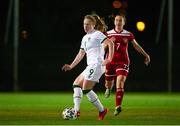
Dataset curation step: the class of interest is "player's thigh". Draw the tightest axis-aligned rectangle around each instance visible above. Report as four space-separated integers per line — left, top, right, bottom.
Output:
73 73 84 87
82 80 96 90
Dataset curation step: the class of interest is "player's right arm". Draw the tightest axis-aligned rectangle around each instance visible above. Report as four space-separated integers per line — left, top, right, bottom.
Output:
62 49 86 72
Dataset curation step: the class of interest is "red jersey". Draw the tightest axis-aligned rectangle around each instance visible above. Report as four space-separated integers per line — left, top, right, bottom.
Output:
106 29 135 66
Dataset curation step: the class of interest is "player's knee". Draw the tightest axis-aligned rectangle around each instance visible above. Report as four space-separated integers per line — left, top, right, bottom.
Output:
72 84 81 89
120 79 125 86
105 81 113 89
82 89 91 94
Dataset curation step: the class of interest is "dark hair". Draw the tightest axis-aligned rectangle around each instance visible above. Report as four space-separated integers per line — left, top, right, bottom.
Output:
115 10 126 22
92 14 107 32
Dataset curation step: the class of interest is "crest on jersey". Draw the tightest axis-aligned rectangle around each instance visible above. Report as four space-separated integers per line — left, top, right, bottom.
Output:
88 37 91 41
122 38 128 43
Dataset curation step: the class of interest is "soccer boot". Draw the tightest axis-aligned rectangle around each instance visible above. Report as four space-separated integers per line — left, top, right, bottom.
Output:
114 106 122 116
98 108 107 120
76 111 80 117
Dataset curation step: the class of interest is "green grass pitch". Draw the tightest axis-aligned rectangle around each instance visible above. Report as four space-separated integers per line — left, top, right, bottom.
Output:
0 92 180 125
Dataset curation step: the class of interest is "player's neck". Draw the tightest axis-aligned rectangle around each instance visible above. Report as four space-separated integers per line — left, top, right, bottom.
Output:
115 27 123 33
87 29 96 34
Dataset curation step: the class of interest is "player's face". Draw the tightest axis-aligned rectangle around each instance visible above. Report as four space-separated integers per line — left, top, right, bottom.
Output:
114 15 125 28
83 18 95 33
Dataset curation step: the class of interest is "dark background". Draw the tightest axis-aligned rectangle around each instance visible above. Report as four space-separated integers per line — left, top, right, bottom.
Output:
0 0 179 92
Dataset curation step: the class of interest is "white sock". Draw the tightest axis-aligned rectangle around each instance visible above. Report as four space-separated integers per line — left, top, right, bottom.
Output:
73 87 83 112
86 90 104 112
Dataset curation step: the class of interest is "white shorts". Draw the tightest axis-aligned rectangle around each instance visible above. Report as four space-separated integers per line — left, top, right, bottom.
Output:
81 64 105 83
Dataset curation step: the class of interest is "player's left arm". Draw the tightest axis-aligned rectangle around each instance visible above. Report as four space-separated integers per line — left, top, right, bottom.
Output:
131 39 150 66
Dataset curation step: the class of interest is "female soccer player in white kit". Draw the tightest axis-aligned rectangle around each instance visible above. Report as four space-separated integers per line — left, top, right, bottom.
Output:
62 15 114 120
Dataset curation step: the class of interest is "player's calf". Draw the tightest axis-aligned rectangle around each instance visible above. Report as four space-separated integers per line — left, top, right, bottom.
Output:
104 88 111 98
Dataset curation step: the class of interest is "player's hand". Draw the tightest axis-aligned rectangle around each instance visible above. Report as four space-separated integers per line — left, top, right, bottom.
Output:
144 55 150 66
102 59 111 66
62 64 72 72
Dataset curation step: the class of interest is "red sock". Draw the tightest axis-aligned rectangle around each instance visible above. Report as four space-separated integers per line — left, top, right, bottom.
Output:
116 88 124 108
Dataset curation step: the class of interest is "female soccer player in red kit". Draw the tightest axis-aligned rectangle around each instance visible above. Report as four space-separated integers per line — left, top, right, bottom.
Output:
104 13 150 116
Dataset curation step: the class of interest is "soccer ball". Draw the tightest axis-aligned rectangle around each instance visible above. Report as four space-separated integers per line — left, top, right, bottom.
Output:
62 107 77 120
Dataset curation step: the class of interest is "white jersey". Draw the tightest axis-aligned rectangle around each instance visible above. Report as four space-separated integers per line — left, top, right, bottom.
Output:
80 30 107 65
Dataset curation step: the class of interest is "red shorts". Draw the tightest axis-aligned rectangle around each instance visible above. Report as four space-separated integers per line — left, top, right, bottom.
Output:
105 63 129 81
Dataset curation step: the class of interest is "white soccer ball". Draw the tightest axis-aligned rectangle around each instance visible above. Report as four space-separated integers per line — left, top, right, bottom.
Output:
62 107 77 120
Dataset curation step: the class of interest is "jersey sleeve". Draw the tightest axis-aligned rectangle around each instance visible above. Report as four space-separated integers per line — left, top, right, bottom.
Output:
96 31 107 43
129 32 135 41
80 37 85 50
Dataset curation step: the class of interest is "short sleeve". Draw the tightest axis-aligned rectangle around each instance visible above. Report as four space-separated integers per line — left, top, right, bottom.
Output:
95 31 107 44
80 38 85 50
129 32 135 41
